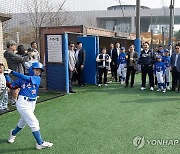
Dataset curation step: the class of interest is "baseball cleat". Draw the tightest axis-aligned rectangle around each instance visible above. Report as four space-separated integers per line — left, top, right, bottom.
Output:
36 141 53 150
166 86 170 90
162 89 166 93
8 130 16 143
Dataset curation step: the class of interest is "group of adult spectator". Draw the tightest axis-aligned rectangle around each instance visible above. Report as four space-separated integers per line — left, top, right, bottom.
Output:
106 42 138 88
68 41 85 93
3 40 40 106
101 41 180 93
2 39 180 99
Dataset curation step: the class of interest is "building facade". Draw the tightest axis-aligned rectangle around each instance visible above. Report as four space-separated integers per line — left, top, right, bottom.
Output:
2 5 180 45
0 13 11 65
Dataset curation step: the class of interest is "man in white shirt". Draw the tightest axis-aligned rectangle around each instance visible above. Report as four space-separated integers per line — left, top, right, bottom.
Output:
68 42 76 93
30 42 40 61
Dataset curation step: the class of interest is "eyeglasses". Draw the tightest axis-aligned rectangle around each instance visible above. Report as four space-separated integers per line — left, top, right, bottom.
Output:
175 48 179 49
70 45 75 47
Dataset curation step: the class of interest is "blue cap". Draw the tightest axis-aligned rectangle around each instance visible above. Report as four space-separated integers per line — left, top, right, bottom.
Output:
157 55 162 59
121 47 125 50
164 49 169 52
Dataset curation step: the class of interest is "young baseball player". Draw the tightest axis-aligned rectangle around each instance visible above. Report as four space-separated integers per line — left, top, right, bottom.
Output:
117 47 127 84
162 49 171 90
0 63 8 113
5 62 53 150
154 56 166 93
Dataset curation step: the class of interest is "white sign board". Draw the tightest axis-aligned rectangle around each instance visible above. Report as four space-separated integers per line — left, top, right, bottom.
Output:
47 35 62 63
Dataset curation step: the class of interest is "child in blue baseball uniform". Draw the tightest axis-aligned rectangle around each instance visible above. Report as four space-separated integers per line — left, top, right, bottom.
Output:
162 49 171 90
5 62 53 150
154 56 166 93
117 47 127 84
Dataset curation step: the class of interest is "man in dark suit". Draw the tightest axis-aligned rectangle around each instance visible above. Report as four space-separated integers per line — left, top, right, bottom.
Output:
112 42 120 82
75 42 85 87
107 43 114 78
170 44 180 92
125 45 138 88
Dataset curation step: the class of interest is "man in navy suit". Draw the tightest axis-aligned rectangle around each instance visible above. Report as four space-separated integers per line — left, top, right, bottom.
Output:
75 42 85 87
111 42 120 82
170 44 180 92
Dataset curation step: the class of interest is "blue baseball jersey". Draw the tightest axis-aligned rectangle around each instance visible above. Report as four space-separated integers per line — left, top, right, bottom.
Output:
162 56 170 67
6 71 41 99
154 61 166 75
155 50 164 56
117 52 126 64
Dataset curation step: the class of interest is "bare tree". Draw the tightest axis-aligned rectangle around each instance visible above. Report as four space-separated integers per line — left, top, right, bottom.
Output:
25 0 68 44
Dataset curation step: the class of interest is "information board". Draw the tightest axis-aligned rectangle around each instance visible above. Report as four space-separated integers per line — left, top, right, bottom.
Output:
47 35 62 63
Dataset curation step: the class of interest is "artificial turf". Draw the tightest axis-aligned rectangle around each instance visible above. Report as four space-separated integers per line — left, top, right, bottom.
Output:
0 74 180 154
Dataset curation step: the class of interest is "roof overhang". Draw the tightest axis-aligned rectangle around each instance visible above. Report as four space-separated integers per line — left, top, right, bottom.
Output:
0 13 11 22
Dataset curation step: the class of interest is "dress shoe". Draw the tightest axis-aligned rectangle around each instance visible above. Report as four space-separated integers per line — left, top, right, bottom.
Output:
69 90 76 93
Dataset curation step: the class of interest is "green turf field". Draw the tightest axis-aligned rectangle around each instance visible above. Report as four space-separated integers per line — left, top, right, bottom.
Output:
0 74 180 154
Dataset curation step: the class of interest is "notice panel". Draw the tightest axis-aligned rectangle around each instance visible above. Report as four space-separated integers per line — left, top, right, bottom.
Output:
47 35 62 63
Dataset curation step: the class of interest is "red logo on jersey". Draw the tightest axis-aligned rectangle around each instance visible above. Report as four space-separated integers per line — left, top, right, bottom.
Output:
27 83 32 88
32 90 36 94
22 83 26 89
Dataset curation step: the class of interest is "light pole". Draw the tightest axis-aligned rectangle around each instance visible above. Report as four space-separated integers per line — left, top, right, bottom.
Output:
134 0 141 56
169 0 175 45
151 29 153 50
162 27 165 46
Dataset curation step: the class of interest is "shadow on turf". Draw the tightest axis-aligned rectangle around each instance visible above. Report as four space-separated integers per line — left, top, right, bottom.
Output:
0 139 7 144
0 148 34 154
80 83 179 96
124 97 179 104
76 84 180 105
0 139 33 153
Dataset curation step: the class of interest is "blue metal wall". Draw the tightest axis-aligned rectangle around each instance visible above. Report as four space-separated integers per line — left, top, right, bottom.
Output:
78 36 99 84
45 33 69 92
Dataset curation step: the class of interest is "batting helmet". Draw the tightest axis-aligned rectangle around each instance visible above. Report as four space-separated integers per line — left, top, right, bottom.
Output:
32 62 44 72
28 62 44 75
